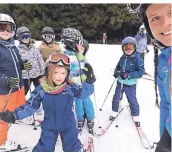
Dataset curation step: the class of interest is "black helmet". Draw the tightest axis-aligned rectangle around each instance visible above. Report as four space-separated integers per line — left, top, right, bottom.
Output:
127 4 167 50
61 28 83 51
82 39 89 56
42 27 55 35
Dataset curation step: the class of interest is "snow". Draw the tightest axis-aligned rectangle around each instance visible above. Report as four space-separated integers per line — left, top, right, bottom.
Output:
8 43 159 152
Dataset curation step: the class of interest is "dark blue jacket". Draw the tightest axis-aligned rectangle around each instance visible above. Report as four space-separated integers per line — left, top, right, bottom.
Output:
0 44 24 95
14 83 94 131
116 52 144 85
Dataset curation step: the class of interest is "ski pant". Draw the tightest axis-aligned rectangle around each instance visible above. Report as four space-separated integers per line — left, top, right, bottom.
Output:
23 76 41 95
155 128 171 152
112 82 139 116
75 97 95 121
32 120 81 152
0 87 26 146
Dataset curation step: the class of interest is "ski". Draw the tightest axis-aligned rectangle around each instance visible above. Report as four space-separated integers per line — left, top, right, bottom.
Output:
3 145 32 152
84 133 94 152
95 107 125 136
127 107 154 149
142 77 154 81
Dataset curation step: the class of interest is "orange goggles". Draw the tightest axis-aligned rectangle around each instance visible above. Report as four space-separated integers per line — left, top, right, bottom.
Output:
48 53 70 67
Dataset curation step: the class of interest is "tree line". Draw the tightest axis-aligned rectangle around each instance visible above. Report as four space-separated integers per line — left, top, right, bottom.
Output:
0 4 142 43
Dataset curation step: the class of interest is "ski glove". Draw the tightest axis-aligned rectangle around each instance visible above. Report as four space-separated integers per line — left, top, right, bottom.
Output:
0 110 17 124
83 63 96 84
24 60 32 71
113 70 120 78
7 77 19 89
120 72 129 80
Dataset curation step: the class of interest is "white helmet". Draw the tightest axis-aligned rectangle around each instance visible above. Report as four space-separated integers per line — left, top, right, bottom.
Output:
0 14 16 36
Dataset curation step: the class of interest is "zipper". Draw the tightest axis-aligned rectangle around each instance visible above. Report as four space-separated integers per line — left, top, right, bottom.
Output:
123 58 127 72
9 48 20 90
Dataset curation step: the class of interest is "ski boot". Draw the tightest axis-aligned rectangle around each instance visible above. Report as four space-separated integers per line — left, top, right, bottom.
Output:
87 120 94 135
109 111 118 121
78 120 85 133
133 116 140 127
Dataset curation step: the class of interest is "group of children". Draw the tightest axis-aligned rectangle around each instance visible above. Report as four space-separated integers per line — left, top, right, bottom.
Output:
0 3 171 152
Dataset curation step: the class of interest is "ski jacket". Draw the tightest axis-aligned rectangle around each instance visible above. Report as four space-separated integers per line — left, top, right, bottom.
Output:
135 32 149 53
14 82 94 131
39 42 62 62
17 43 45 79
116 52 144 85
0 42 24 95
157 47 171 137
64 50 88 86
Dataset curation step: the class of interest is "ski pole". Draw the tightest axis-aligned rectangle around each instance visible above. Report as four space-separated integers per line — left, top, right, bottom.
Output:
116 81 124 128
2 88 13 112
26 67 37 130
93 92 101 128
99 79 116 111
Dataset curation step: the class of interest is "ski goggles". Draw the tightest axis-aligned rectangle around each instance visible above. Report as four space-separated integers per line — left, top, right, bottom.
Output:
123 44 135 51
0 23 13 33
48 53 70 67
21 33 31 39
42 34 55 40
127 4 142 13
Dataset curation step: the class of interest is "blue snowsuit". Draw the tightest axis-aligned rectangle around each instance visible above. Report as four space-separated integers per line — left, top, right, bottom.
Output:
64 50 95 121
13 82 94 152
135 32 149 53
157 47 171 137
112 52 144 116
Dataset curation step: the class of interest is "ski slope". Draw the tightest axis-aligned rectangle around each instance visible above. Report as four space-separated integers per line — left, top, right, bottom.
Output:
8 43 160 152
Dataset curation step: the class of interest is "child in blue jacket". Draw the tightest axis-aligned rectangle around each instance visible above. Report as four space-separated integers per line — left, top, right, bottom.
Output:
110 37 144 125
74 39 95 134
0 52 94 152
128 3 171 152
61 28 96 134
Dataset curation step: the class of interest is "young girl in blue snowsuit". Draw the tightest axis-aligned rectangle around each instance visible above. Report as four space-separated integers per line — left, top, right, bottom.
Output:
128 3 171 151
61 28 96 134
0 52 94 152
110 37 144 124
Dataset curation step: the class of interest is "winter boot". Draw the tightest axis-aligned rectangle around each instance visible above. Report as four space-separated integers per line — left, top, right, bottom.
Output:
109 111 118 121
87 120 94 134
133 116 140 127
78 120 85 133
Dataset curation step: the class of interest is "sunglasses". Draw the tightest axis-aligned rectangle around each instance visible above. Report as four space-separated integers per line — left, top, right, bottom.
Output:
48 53 70 67
0 23 13 33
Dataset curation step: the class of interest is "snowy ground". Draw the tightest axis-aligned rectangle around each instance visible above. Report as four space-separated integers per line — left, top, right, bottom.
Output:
8 43 160 152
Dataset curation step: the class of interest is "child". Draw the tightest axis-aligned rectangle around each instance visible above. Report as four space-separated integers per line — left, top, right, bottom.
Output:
128 3 171 151
16 26 45 95
0 13 31 151
0 52 94 152
61 28 96 134
74 39 95 133
39 27 62 62
110 37 144 125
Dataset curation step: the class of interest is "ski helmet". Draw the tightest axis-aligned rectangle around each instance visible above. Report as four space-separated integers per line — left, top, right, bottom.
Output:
122 37 137 55
16 27 30 37
82 39 89 56
61 28 83 51
127 4 167 50
42 27 55 35
0 13 16 36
